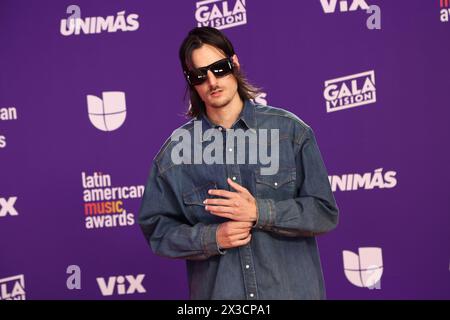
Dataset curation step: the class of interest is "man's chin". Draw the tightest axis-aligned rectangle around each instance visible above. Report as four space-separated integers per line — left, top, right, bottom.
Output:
207 97 231 109
209 103 227 109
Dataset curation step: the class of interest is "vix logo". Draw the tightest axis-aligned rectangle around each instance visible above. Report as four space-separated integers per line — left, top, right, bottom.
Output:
0 275 26 300
343 247 383 289
320 0 369 13
0 196 18 217
87 91 127 132
96 274 146 296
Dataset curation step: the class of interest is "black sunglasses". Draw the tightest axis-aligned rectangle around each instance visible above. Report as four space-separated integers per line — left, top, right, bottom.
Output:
184 58 234 86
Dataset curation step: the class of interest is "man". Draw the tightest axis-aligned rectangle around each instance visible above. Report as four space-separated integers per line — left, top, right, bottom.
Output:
138 27 339 300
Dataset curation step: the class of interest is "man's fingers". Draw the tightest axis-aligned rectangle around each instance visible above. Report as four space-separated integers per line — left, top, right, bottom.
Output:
227 228 251 236
232 233 252 246
206 205 235 214
209 210 234 219
228 221 253 229
208 189 237 199
229 232 250 239
227 178 248 193
203 198 235 207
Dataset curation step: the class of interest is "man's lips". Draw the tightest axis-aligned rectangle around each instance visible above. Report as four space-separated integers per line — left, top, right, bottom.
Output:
210 89 222 96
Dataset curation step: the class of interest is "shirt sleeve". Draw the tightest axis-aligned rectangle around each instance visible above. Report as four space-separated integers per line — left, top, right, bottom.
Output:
138 162 226 260
253 127 339 237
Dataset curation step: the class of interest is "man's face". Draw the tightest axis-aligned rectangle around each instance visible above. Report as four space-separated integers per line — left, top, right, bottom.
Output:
190 44 240 110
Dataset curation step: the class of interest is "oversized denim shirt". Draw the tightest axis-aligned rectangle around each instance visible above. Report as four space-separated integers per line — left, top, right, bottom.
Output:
138 100 339 300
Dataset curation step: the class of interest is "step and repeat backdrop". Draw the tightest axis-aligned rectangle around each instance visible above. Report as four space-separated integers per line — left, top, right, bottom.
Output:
1 0 449 300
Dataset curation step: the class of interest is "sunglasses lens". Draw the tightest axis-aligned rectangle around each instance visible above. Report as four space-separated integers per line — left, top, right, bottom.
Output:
186 58 233 85
210 60 233 77
187 69 207 85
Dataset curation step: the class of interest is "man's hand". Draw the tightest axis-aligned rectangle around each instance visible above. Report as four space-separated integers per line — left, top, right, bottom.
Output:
204 178 258 223
216 221 253 249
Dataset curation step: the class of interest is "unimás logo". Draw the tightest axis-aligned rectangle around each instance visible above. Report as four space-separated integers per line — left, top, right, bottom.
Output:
87 91 127 132
320 0 369 13
96 274 146 297
0 196 18 218
343 247 383 289
0 107 18 149
82 172 145 229
440 0 450 22
60 7 139 36
0 275 26 300
195 0 247 30
324 70 376 113
328 168 397 192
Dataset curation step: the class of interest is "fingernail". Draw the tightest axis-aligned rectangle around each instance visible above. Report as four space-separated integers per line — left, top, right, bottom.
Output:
208 190 212 194
203 200 207 204
205 206 209 210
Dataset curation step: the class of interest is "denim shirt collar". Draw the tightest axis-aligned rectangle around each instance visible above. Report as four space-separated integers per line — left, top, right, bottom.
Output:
198 99 257 134
239 99 257 131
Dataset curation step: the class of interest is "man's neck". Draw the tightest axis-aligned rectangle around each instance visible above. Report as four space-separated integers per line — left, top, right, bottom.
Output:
205 94 244 129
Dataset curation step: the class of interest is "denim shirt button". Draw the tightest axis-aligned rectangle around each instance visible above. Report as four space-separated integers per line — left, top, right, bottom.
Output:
249 293 254 298
245 264 250 269
232 176 237 181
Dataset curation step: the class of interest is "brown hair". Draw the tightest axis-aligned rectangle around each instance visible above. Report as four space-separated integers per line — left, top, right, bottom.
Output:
179 27 261 118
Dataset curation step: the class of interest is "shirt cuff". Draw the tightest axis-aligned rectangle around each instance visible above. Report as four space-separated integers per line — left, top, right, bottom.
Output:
254 198 276 229
201 224 226 256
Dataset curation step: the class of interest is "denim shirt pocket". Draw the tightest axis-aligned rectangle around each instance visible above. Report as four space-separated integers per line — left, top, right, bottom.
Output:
254 167 297 200
182 182 227 224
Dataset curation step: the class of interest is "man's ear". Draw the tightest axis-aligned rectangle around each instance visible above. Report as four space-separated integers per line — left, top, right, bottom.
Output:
231 54 240 71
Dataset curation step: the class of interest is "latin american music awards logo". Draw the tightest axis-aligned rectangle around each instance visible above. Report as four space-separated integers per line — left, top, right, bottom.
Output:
82 172 145 230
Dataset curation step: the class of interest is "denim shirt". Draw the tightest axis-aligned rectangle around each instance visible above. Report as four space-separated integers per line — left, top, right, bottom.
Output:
138 99 339 300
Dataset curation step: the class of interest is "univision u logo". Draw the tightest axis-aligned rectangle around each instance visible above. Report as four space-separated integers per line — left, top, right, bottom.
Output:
343 247 383 289
87 91 127 131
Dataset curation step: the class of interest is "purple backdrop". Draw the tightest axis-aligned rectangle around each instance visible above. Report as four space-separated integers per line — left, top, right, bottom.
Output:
1 0 449 300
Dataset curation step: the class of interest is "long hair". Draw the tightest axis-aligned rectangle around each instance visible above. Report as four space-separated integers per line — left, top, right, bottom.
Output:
178 27 261 118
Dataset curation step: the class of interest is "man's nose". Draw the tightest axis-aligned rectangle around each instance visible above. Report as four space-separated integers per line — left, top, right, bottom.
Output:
206 70 218 86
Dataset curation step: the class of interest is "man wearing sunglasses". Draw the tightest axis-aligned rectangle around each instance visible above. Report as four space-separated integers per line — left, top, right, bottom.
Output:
139 27 339 300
